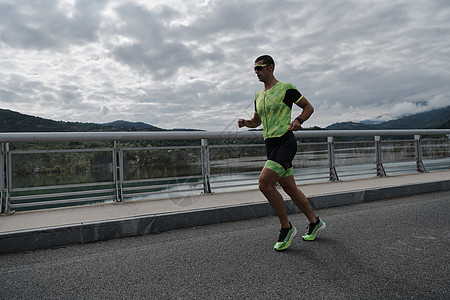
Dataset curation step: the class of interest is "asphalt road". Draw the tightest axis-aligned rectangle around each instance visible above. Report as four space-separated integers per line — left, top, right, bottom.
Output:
1 191 449 300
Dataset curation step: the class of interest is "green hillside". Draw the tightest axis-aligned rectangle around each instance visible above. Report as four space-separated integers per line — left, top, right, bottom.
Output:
102 120 162 131
326 106 450 130
0 109 163 132
1 106 449 134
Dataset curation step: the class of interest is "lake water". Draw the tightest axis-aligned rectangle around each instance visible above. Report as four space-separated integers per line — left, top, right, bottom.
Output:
6 140 449 211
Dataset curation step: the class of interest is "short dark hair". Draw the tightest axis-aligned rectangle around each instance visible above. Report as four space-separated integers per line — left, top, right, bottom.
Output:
255 55 275 70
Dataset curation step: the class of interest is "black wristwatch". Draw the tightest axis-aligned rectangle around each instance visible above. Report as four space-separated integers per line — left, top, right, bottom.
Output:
296 117 304 124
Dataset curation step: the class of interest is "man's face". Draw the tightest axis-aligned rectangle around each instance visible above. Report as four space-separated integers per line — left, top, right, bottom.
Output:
254 60 271 82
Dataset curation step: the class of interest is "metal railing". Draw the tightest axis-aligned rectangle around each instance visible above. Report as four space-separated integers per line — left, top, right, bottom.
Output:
1 129 449 214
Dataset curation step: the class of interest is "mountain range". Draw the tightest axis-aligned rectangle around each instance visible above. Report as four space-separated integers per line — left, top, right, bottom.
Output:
0 106 449 132
325 106 450 130
0 110 164 132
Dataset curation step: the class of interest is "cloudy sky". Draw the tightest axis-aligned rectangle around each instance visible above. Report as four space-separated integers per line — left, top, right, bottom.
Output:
1 0 449 131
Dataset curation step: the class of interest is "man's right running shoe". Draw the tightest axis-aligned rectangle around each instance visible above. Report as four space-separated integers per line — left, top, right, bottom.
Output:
302 217 326 241
274 223 297 251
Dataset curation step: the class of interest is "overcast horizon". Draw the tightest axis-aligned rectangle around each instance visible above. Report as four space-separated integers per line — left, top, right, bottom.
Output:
1 0 449 131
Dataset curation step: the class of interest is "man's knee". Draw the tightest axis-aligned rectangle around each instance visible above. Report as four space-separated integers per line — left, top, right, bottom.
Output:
259 169 278 193
258 176 271 193
281 183 297 194
279 176 298 194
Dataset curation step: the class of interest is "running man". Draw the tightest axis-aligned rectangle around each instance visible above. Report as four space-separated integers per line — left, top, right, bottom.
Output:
238 55 325 251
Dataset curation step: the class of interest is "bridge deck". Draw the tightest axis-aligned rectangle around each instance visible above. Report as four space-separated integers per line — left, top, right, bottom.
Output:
1 170 449 253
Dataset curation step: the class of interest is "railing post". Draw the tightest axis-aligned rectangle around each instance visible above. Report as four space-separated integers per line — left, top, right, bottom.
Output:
0 143 4 214
3 143 13 215
375 136 386 177
113 141 124 202
414 135 426 172
201 138 212 193
327 137 339 181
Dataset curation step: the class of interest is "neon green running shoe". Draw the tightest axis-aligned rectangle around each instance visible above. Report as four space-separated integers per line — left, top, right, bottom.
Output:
274 223 297 251
302 217 326 241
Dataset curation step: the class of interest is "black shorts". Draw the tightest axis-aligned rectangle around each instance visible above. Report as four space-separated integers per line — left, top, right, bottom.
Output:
264 131 297 171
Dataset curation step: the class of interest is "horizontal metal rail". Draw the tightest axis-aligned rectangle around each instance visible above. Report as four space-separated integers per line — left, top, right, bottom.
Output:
10 188 116 201
124 175 204 185
0 129 449 142
10 148 113 154
11 195 115 209
11 181 114 192
0 129 449 214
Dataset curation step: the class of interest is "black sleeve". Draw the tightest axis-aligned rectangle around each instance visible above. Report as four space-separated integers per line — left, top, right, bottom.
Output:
283 89 302 109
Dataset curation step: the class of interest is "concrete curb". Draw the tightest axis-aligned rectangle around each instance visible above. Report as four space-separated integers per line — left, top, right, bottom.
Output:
1 179 449 254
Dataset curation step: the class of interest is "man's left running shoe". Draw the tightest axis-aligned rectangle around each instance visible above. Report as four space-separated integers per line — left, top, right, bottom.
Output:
302 217 326 241
274 223 297 251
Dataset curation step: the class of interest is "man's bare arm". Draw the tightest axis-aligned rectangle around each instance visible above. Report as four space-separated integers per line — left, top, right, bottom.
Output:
238 112 262 128
289 96 314 131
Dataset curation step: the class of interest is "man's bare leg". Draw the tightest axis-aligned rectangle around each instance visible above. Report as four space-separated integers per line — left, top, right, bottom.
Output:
278 175 317 223
258 168 290 228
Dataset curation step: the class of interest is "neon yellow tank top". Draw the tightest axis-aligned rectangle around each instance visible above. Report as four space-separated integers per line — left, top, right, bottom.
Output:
254 82 303 139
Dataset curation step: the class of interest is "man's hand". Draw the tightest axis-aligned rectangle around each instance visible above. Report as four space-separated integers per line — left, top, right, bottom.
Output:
237 119 247 128
289 119 302 131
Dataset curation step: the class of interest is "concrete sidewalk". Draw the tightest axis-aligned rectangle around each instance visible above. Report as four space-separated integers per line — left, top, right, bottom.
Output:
1 170 450 253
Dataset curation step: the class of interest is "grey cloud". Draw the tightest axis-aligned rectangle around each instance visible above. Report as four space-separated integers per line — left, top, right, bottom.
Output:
1 0 449 130
275 1 450 112
100 106 111 116
1 73 82 108
108 1 267 80
184 1 256 36
3 74 49 95
0 0 105 49
112 42 195 79
0 88 20 104
40 93 58 103
109 3 202 79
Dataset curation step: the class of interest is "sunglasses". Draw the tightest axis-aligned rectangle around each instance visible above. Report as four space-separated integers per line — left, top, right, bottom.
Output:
254 64 268 71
